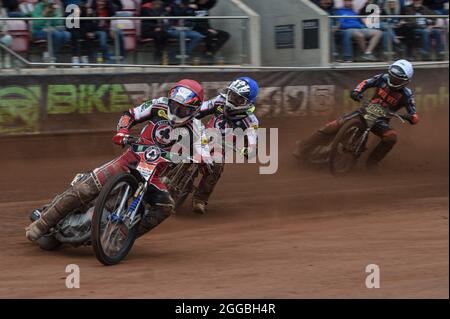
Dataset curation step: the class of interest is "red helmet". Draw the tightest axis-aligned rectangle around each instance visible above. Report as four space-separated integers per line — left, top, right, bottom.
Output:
167 79 204 126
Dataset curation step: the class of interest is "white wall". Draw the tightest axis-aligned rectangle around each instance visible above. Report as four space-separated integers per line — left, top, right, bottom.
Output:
241 0 329 66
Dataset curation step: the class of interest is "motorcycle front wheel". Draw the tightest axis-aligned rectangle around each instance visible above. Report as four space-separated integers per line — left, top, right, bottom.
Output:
329 118 367 175
91 173 140 265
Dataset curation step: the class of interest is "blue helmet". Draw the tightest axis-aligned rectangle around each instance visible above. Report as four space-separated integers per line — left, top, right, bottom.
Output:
223 77 259 120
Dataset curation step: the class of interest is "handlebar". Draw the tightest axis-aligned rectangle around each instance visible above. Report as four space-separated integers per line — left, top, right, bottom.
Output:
361 99 406 124
123 135 140 145
387 111 406 123
125 135 198 163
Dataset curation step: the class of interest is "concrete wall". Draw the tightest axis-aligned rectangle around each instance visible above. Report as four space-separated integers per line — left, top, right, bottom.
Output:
209 0 260 66
241 0 329 66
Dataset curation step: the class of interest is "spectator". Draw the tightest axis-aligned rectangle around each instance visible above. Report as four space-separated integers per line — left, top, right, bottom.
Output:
62 0 83 10
359 0 386 13
19 1 34 16
86 0 125 62
31 0 72 59
0 7 13 47
140 0 170 63
167 0 205 60
315 0 335 14
65 3 86 65
313 0 339 60
1 0 26 17
192 0 230 63
402 0 445 60
423 0 448 14
335 0 383 61
382 0 411 58
65 1 114 64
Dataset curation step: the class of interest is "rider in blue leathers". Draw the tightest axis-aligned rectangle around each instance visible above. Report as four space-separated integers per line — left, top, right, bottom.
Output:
192 77 260 214
294 60 419 168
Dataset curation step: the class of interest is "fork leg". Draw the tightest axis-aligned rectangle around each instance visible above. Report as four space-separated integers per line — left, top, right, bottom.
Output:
136 186 174 238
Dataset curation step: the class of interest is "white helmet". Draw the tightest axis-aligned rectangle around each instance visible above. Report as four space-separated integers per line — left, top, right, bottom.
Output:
387 59 413 89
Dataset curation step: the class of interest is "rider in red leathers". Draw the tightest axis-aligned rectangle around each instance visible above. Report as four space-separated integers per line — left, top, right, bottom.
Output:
26 79 207 242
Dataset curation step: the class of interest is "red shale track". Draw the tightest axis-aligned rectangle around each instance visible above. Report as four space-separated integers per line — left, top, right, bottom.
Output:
0 114 448 298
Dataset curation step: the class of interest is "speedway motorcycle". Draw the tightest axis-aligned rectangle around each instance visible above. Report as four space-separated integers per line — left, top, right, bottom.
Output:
160 138 236 210
160 159 215 210
90 136 188 265
300 101 405 175
160 162 201 209
30 136 188 265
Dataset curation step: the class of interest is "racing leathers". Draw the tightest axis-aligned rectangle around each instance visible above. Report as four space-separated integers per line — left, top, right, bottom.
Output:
193 94 259 205
297 73 419 167
26 97 208 241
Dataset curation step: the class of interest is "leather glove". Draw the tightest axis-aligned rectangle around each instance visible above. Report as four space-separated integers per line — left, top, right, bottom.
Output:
112 128 130 146
400 114 418 125
350 91 363 102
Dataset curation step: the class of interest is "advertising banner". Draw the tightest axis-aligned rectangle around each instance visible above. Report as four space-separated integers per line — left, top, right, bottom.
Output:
0 67 448 135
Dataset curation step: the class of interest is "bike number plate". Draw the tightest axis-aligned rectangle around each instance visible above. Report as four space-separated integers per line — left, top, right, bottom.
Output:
137 162 157 180
365 104 386 118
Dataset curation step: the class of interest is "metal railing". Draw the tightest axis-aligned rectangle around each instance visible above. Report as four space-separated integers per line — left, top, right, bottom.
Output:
0 15 254 68
328 14 449 63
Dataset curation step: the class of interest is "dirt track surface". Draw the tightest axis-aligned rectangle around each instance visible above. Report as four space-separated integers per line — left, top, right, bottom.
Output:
0 114 448 299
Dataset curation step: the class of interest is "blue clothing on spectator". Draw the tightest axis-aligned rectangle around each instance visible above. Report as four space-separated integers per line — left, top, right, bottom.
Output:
424 0 448 11
62 0 82 6
335 8 365 29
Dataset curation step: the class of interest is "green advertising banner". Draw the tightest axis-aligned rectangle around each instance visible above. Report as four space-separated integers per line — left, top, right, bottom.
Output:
0 67 448 135
0 85 41 134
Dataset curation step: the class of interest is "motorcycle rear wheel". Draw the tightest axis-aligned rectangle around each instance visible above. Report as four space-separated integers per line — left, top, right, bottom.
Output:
163 163 197 210
329 118 366 175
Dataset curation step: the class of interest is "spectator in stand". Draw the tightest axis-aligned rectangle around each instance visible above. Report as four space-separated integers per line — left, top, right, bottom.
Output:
65 1 114 64
31 0 72 59
0 7 13 47
315 0 335 14
192 0 230 63
65 4 87 65
359 0 408 60
312 0 339 59
1 0 26 17
19 1 34 16
423 0 448 14
167 0 205 60
62 0 83 10
381 0 416 59
335 0 383 62
83 1 115 62
86 0 125 62
140 0 170 63
402 0 445 60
